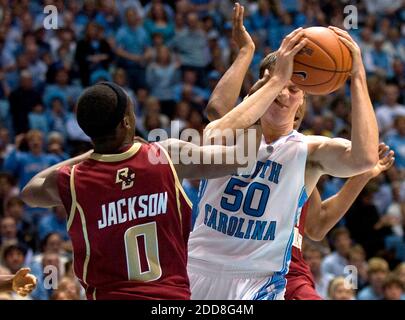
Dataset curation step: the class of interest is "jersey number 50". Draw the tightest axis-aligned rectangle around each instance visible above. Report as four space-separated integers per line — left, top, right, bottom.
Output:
220 178 270 217
124 222 162 282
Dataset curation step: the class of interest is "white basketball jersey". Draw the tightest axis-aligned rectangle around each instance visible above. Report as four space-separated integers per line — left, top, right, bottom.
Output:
188 130 308 275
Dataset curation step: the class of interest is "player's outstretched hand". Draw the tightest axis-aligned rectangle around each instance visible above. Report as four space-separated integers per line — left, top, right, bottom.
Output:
367 143 395 178
12 268 37 297
273 28 307 85
328 26 364 77
232 2 255 52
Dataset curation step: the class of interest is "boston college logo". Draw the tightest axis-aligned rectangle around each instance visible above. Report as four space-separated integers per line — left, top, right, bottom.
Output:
116 168 135 190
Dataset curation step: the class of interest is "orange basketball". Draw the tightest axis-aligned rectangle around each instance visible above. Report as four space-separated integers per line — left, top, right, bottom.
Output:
292 26 352 95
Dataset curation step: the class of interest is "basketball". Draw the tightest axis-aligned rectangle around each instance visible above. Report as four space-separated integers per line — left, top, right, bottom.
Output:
292 26 353 95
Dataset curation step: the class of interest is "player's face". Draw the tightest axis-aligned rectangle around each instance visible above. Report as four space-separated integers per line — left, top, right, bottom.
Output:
293 99 307 130
261 80 304 130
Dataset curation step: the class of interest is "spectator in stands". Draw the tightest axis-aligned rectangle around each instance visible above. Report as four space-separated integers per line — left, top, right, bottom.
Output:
303 242 335 299
345 182 393 258
328 277 355 300
3 130 59 189
144 2 175 42
8 70 42 134
30 252 62 300
1 244 27 274
0 173 19 216
376 84 405 136
38 207 69 244
146 46 180 117
382 273 405 300
74 22 113 86
386 115 405 170
321 227 352 277
358 257 390 300
28 104 49 135
115 7 150 90
4 197 35 251
169 12 210 85
348 245 369 290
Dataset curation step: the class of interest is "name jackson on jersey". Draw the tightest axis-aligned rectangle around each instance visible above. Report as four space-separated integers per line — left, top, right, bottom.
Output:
201 159 283 241
98 192 168 229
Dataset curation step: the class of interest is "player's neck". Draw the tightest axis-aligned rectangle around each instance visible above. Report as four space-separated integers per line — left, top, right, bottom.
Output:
93 138 134 155
262 123 294 144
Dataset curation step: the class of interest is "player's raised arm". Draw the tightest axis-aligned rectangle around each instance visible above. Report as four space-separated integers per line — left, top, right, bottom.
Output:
159 124 262 180
205 28 307 137
206 2 255 121
305 143 394 241
20 150 93 208
307 27 379 180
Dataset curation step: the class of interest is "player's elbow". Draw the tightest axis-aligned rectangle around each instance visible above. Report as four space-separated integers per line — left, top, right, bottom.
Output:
20 185 37 208
305 224 327 242
305 213 329 241
353 153 378 172
206 101 221 122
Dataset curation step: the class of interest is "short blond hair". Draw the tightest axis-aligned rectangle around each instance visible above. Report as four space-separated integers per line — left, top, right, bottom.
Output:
368 257 389 275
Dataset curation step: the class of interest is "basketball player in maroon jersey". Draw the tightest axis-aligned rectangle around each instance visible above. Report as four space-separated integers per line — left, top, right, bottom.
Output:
205 3 393 300
20 73 300 299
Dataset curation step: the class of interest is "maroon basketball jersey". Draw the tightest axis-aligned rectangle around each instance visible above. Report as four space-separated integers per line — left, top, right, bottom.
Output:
285 201 317 298
57 142 192 300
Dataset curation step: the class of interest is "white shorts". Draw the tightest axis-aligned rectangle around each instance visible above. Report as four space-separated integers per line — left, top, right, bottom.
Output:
188 258 286 300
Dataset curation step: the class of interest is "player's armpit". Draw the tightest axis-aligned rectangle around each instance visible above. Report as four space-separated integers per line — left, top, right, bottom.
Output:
307 135 375 178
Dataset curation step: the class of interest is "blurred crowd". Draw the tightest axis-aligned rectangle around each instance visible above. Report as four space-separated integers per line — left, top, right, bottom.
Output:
0 0 404 300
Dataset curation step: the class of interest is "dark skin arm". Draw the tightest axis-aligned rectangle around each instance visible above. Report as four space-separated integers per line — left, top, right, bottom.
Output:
206 2 255 121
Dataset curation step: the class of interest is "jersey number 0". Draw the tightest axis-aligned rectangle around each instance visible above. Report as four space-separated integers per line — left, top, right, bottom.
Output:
124 222 162 282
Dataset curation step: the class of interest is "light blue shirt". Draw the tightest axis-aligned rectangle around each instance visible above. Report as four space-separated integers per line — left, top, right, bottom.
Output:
321 251 349 277
3 150 60 189
116 25 150 56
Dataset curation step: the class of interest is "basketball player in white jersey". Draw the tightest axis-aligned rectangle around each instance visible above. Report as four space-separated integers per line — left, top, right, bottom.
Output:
187 4 379 300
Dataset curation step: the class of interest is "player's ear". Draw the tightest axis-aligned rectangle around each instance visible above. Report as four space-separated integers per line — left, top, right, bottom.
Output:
122 115 131 129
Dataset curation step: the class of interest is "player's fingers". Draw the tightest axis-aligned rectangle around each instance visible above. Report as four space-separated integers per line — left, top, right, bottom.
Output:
381 151 395 165
232 3 238 27
285 30 305 51
24 283 35 291
16 268 30 277
337 36 355 52
239 5 245 28
378 142 386 151
27 274 37 285
281 27 303 49
388 158 395 168
285 27 303 40
328 26 352 40
379 145 389 157
289 38 308 56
